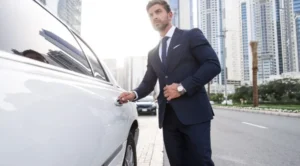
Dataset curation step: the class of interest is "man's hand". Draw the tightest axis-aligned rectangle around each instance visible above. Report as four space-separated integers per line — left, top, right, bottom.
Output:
163 83 181 101
118 91 136 104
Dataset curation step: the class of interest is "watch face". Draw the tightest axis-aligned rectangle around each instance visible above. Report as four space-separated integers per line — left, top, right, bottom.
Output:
178 86 183 92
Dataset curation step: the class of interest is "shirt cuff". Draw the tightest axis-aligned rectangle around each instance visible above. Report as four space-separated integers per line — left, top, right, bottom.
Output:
132 91 138 100
180 83 187 93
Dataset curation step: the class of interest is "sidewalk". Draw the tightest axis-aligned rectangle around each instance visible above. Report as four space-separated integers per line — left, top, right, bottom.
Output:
136 116 164 166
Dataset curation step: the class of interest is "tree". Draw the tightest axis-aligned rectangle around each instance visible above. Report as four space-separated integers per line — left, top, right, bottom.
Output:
231 86 253 103
250 41 259 107
210 93 224 103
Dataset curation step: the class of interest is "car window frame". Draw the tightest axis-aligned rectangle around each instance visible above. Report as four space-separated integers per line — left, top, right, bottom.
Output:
71 31 110 83
33 0 112 85
31 0 96 76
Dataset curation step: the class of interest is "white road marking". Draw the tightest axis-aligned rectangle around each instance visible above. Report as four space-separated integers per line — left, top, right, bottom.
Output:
242 122 268 129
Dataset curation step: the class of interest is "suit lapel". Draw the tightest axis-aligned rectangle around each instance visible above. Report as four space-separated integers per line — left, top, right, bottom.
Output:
151 44 164 74
166 28 184 73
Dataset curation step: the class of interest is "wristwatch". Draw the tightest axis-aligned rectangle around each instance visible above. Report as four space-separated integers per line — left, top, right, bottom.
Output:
177 84 186 95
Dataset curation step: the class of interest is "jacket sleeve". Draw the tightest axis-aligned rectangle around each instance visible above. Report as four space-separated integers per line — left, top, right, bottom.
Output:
133 53 158 100
181 28 221 96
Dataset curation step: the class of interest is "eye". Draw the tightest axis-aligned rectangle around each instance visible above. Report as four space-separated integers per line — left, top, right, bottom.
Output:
155 9 161 14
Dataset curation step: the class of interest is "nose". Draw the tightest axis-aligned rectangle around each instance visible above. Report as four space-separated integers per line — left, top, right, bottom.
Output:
152 14 158 20
153 17 159 23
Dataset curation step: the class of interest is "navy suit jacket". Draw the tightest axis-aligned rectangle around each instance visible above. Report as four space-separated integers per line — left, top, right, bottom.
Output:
134 28 221 128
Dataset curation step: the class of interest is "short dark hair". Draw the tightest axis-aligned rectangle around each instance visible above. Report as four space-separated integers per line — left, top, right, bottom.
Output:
146 0 171 13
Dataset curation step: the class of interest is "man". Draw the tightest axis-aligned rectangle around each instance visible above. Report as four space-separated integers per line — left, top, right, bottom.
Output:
118 0 221 165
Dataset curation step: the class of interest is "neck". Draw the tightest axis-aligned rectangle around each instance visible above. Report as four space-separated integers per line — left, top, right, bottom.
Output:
160 24 172 37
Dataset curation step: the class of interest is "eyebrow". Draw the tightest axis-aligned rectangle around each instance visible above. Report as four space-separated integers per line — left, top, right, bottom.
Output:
149 8 162 16
155 9 161 13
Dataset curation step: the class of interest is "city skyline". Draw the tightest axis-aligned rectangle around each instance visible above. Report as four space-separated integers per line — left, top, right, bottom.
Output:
39 0 300 90
102 0 300 91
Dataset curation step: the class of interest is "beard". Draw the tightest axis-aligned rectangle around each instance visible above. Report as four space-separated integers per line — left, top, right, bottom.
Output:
153 21 169 32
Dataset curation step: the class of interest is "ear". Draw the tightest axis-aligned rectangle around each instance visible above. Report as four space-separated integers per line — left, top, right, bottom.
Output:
168 11 173 21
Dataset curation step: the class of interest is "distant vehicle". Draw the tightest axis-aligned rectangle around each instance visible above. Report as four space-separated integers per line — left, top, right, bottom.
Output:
210 101 215 105
221 100 233 105
136 96 157 115
0 1 139 166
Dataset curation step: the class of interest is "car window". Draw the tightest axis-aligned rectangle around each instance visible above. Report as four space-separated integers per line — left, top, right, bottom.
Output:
0 1 92 76
73 34 109 82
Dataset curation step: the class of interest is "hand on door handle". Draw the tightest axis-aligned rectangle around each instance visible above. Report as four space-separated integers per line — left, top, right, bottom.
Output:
115 99 123 106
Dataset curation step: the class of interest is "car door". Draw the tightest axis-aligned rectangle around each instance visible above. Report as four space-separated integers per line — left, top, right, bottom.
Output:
71 33 132 165
0 1 129 165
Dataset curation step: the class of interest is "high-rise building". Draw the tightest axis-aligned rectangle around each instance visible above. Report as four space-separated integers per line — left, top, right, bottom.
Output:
103 56 148 91
169 0 192 29
240 0 299 84
57 0 82 35
240 0 255 85
169 0 180 27
293 0 300 71
277 0 298 73
225 0 241 81
275 0 284 74
252 0 278 83
190 0 197 28
198 0 225 85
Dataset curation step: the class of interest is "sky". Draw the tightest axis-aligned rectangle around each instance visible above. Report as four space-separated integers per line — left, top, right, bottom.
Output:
80 0 160 60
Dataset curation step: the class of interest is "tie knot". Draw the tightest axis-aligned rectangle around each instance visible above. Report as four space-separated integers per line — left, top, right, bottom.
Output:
162 36 169 43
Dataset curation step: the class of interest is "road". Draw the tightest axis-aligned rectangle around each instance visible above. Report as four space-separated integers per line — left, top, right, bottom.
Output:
163 109 300 166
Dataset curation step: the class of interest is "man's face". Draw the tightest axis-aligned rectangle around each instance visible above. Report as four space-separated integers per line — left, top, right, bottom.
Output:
147 4 172 31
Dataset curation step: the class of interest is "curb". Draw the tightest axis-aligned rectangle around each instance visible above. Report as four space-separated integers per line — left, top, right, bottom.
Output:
213 106 300 118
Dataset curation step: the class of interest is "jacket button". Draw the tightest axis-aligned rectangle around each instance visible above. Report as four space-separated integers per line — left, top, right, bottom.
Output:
165 76 168 78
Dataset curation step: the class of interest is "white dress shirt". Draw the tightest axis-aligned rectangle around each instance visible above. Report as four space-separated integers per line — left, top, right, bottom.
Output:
158 25 176 61
133 26 177 99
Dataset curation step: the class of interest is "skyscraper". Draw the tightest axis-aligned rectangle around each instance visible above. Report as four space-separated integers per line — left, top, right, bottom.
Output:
57 0 82 35
225 0 241 82
252 0 278 83
169 0 192 29
169 0 180 27
293 0 300 71
240 0 255 85
278 0 298 73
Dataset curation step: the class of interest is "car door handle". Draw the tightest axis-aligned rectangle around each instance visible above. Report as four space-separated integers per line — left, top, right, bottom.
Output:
115 99 123 106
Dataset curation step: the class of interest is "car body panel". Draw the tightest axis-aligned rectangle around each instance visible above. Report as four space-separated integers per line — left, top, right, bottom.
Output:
0 53 136 166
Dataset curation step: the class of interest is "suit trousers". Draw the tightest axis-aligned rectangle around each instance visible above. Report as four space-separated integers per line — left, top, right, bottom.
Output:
163 104 214 166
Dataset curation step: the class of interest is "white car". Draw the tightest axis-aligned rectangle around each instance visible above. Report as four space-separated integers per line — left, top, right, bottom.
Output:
0 1 139 166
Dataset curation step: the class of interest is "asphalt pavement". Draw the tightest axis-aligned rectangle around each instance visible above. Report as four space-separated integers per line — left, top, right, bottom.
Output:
164 109 300 166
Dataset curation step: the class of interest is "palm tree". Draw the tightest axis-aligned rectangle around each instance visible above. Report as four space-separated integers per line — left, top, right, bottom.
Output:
250 41 259 107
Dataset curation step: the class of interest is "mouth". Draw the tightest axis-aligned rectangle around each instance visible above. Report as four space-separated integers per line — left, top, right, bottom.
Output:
154 20 160 24
154 23 161 27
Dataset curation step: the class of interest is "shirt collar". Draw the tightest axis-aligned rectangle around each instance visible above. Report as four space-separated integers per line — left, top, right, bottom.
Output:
161 25 176 39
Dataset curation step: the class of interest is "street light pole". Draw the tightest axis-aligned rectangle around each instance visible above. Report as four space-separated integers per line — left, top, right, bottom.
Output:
216 29 228 104
224 45 228 105
218 30 228 105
